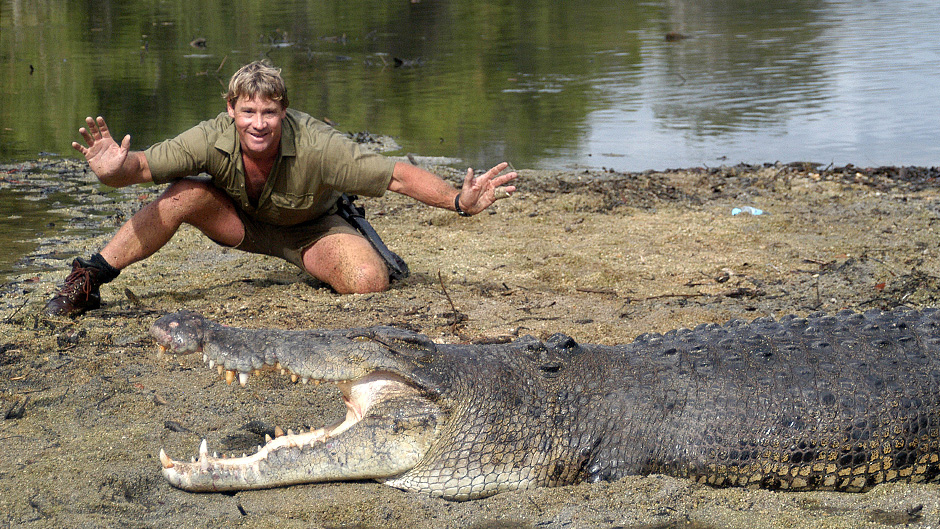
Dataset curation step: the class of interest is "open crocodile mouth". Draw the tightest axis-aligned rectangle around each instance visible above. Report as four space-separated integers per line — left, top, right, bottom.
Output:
156 342 421 491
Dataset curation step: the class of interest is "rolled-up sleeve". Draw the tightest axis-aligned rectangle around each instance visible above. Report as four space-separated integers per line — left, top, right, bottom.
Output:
144 123 214 185
288 112 395 198
319 133 395 196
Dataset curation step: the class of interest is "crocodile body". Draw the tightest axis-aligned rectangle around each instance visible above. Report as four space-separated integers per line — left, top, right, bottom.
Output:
151 309 940 500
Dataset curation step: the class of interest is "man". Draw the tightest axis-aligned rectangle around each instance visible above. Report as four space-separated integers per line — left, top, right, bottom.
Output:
44 61 517 318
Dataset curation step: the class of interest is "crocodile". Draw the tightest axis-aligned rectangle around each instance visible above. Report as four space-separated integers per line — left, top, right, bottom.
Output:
151 308 940 500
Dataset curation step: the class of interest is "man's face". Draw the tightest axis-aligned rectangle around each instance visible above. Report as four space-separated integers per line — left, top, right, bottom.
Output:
227 95 286 158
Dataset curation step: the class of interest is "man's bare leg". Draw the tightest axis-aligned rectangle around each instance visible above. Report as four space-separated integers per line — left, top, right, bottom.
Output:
100 179 244 269
44 180 243 317
302 233 390 294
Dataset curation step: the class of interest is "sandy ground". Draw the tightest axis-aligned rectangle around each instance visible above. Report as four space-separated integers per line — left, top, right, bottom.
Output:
1 158 940 528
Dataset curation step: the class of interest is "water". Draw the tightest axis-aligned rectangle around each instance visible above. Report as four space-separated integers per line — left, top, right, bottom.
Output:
1 0 939 279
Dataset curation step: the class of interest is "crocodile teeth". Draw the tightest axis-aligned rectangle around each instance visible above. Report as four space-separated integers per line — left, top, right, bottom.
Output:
225 370 236 385
199 439 209 471
217 365 224 375
203 353 208 363
265 434 273 443
274 426 285 438
290 374 299 383
159 449 173 468
209 360 215 369
238 372 249 387
157 345 167 359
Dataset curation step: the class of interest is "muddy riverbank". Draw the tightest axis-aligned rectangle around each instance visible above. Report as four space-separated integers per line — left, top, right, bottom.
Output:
1 159 939 528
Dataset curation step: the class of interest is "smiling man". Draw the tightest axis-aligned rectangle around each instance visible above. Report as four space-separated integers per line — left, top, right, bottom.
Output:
44 61 517 318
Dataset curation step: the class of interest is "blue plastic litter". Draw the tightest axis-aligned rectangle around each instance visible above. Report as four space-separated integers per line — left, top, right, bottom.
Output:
731 206 764 216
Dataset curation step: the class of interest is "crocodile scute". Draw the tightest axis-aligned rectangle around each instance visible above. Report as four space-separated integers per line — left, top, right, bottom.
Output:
151 308 940 500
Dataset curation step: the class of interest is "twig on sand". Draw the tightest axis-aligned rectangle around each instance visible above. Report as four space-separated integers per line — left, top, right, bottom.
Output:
619 287 764 316
1 298 29 323
438 270 463 333
575 287 617 296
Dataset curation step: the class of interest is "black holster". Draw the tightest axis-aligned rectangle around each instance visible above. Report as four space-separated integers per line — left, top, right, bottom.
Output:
335 194 410 281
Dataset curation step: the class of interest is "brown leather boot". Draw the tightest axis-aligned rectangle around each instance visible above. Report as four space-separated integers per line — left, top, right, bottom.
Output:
43 257 116 318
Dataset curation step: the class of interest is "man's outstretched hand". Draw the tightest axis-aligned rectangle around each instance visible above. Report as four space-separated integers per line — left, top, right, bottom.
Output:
72 116 132 182
457 162 518 215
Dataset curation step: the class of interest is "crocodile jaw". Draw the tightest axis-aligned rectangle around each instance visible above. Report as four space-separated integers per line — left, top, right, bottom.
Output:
159 372 437 491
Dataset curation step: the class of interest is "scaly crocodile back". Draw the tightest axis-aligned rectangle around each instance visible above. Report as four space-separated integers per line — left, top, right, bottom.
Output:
582 308 940 491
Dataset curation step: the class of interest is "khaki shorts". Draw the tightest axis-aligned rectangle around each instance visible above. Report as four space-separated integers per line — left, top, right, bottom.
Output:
226 209 361 272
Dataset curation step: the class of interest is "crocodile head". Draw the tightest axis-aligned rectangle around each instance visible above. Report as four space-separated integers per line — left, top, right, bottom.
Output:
151 311 452 495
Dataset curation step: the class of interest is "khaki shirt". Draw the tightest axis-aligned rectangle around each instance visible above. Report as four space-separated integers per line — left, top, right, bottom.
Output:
144 109 395 226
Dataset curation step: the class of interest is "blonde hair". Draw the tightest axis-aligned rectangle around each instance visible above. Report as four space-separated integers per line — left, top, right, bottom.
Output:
224 60 289 108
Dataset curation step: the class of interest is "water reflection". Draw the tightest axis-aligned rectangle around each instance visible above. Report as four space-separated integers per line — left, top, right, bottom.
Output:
0 188 55 278
584 0 940 171
652 0 827 133
3 0 938 170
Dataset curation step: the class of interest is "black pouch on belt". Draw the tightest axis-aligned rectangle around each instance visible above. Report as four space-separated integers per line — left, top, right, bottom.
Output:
335 194 410 281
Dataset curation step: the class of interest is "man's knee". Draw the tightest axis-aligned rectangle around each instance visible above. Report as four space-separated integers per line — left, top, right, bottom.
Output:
340 262 389 294
304 233 391 294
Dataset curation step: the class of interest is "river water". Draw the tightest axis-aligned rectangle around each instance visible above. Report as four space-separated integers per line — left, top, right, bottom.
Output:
1 0 939 280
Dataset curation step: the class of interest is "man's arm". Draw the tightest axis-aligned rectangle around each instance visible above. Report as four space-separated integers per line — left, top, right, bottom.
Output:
72 116 153 188
387 161 517 216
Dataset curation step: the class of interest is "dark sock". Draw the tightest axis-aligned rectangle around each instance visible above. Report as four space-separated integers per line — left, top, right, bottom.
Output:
89 253 121 283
